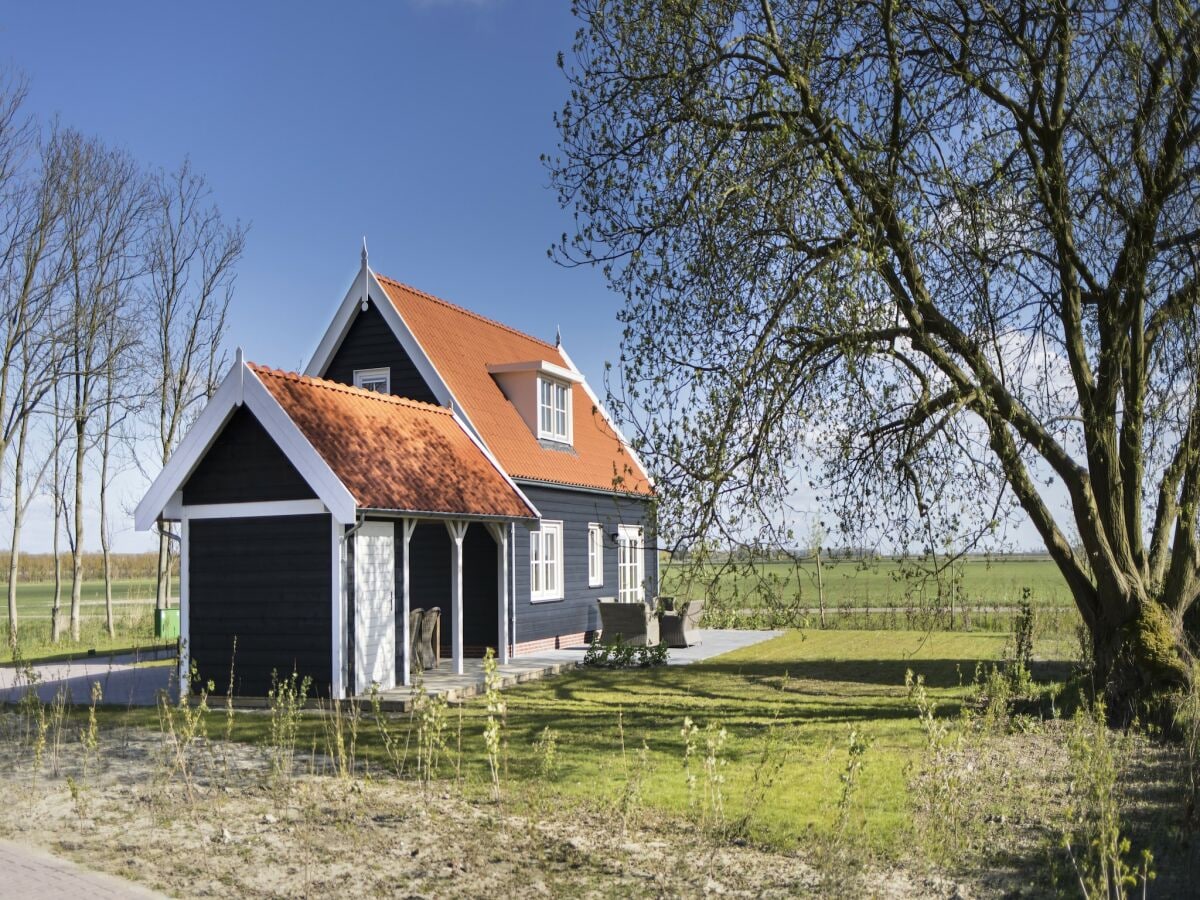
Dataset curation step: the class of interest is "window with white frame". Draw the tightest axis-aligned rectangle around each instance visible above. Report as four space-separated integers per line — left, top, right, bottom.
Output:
530 521 564 601
538 376 571 443
354 367 390 394
617 524 644 603
587 523 604 587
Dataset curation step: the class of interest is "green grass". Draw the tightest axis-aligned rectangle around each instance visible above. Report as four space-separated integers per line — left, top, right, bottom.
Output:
103 629 1064 855
3 578 159 616
662 556 1074 609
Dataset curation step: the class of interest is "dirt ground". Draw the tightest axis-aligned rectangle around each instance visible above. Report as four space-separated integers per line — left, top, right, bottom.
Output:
0 717 983 899
0 711 1191 899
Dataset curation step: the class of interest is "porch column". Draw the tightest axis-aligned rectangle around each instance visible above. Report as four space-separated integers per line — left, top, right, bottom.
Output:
401 518 416 687
446 520 469 675
487 523 510 663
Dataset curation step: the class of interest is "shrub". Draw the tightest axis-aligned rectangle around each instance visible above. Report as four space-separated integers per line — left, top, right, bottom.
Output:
584 635 669 669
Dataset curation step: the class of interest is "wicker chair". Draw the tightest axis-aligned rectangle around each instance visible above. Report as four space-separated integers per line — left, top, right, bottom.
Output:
660 598 704 648
417 607 441 671
408 608 425 673
597 598 660 647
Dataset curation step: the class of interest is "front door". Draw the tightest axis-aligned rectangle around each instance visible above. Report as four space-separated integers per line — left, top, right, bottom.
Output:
355 521 396 693
617 524 645 604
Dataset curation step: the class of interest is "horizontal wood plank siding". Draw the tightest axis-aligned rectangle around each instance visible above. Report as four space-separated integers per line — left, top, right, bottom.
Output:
182 406 316 505
513 485 657 644
322 301 438 404
189 514 332 697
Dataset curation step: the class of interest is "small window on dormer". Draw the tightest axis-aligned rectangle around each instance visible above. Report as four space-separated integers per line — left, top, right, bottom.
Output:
538 376 571 443
354 367 390 394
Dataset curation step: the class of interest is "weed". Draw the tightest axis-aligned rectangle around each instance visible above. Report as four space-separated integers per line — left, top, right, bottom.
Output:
80 681 102 777
482 647 506 803
836 727 871 836
156 663 211 806
266 669 311 793
1061 697 1154 898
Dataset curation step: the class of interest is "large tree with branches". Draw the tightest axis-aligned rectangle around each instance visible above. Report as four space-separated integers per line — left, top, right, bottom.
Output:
551 0 1200 720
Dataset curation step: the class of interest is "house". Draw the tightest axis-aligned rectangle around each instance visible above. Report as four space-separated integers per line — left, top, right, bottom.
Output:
135 248 657 699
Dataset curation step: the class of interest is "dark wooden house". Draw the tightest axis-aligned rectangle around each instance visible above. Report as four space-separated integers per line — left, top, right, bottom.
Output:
136 250 657 698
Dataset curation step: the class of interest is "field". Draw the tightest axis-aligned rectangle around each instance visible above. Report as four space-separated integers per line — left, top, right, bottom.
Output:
0 626 1191 897
0 578 165 663
661 555 1075 609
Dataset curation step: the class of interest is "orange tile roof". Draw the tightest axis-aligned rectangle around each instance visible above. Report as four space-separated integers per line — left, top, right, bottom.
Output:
250 364 536 519
373 275 653 496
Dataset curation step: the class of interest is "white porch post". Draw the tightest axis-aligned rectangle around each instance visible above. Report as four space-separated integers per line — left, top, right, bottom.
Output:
487 523 510 664
401 518 416 687
178 517 190 703
446 520 469 675
331 516 346 700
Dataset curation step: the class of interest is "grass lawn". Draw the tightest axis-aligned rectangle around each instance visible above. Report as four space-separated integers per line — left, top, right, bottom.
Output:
662 556 1074 609
114 629 1053 857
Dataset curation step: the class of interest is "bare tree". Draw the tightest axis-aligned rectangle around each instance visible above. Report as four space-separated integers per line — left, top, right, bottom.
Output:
58 133 146 641
553 1 1200 722
142 160 245 611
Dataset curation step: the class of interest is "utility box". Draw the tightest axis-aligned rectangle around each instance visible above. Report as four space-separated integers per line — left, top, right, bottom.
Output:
155 607 180 640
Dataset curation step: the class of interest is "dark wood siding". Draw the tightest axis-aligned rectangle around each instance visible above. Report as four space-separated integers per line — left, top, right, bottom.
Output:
322 301 438 404
513 485 657 643
189 514 332 697
393 520 499 663
182 406 316 505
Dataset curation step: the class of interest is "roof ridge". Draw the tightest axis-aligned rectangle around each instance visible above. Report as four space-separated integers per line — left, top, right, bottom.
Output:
373 273 562 354
247 363 454 415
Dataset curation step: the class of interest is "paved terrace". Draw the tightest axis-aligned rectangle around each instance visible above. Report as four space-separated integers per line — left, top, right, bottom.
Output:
0 630 784 710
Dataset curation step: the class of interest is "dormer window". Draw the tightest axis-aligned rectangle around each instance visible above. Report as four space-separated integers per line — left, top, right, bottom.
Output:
354 367 390 394
538 376 571 443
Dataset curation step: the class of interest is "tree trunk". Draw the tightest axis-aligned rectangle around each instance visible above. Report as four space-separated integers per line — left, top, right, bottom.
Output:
1089 591 1191 727
99 401 114 639
50 495 63 643
70 416 85 643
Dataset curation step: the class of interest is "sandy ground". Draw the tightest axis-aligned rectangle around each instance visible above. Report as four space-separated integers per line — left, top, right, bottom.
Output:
0 714 985 899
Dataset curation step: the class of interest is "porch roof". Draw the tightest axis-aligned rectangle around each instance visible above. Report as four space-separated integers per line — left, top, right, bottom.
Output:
251 365 537 521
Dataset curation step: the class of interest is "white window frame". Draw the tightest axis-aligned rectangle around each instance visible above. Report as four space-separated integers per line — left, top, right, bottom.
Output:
537 376 572 444
617 524 645 604
353 367 391 394
530 521 564 602
587 523 604 587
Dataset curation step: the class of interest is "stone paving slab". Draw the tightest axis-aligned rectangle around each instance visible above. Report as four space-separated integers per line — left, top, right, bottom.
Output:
0 839 168 899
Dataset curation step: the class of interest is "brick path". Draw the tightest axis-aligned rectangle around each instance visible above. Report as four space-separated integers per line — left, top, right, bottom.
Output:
0 839 167 898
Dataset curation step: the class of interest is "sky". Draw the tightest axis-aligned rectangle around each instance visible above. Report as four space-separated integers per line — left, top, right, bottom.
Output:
1 0 624 553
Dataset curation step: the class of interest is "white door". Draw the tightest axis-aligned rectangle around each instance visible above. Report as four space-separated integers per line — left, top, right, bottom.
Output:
355 521 396 693
617 524 645 604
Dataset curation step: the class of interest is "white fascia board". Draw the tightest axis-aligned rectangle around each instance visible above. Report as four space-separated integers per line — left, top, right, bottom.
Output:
303 262 370 379
181 499 329 520
486 360 584 384
137 361 361 529
241 368 359 524
135 363 243 531
450 408 542 521
555 343 656 490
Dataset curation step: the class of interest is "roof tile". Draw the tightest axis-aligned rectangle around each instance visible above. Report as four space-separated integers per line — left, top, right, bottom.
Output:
250 364 536 519
374 275 652 495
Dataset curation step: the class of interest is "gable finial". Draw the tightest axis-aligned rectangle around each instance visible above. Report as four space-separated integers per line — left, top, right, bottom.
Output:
555 324 561 347
361 235 369 267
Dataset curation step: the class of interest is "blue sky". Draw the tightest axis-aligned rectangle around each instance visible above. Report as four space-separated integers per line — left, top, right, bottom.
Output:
2 1 612 377
2 1 631 551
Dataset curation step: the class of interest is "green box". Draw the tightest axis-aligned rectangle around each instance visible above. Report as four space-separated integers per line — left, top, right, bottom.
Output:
155 607 180 640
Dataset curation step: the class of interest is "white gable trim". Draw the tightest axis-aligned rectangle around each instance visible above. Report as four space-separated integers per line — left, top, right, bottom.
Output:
555 343 656 490
135 359 359 530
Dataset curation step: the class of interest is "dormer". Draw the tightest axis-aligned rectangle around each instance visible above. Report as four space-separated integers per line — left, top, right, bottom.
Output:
487 360 583 446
